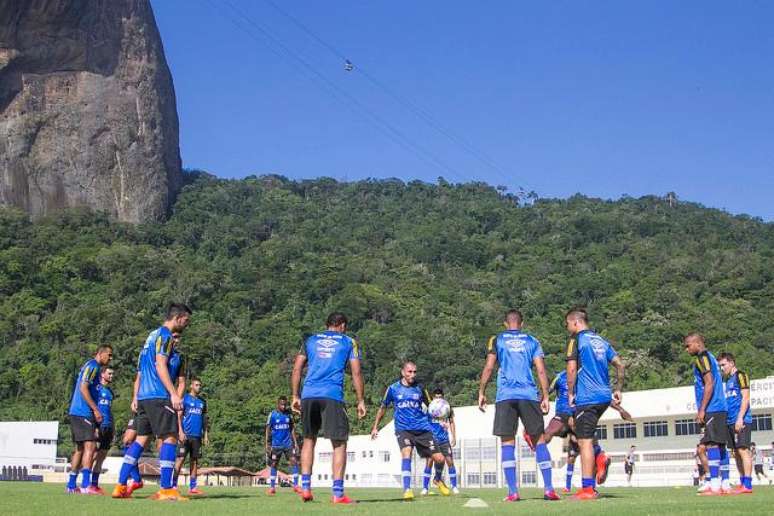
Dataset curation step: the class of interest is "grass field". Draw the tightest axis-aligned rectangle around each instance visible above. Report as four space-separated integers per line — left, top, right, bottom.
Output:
1 483 773 515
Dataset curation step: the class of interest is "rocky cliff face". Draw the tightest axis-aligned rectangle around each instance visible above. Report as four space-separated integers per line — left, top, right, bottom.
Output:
0 0 182 223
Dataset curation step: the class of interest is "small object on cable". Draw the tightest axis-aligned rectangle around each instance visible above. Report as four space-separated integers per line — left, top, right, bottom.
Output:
344 59 354 72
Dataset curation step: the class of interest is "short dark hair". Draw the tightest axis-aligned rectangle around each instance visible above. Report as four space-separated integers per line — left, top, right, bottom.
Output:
278 395 288 402
96 344 113 353
565 306 588 323
326 312 348 328
166 303 192 320
100 366 114 374
504 309 523 324
191 377 202 384
718 352 736 363
433 388 444 396
684 332 704 344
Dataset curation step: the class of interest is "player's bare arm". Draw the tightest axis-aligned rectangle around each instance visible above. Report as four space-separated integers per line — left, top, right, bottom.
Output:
611 355 625 404
697 370 714 424
290 354 306 414
350 358 367 419
478 353 497 411
534 356 550 414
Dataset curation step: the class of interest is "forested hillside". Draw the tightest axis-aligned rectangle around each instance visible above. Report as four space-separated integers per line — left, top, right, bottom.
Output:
1 174 771 468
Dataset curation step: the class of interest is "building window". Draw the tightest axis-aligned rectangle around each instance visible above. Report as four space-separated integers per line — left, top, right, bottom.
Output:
642 452 695 462
33 439 55 445
319 452 332 463
483 472 497 485
614 423 637 439
347 451 356 462
675 418 701 436
521 471 536 485
519 442 535 458
752 414 773 432
379 451 390 463
481 446 497 460
369 451 373 458
644 421 668 438
361 451 367 458
317 474 322 480
464 446 481 460
352 474 356 480
466 473 480 485
595 425 608 440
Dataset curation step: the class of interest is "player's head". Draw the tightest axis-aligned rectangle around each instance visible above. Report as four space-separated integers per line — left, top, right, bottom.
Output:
401 361 417 385
166 303 192 332
326 312 348 332
190 377 202 395
433 387 444 399
171 331 181 347
277 395 289 411
503 309 523 329
564 307 589 333
717 352 737 375
630 445 636 450
683 332 705 356
95 344 113 365
100 366 114 384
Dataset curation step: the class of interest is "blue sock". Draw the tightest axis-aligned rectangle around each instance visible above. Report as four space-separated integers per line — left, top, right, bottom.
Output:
270 467 277 489
130 464 142 483
402 458 412 490
720 448 729 483
332 479 344 498
536 443 553 490
707 447 720 489
159 442 176 489
582 477 596 489
434 461 444 482
566 463 575 490
91 472 100 487
301 473 311 491
502 444 517 495
449 466 457 488
593 444 602 456
173 474 178 487
80 468 91 489
292 464 299 487
423 465 432 490
190 476 198 489
119 442 144 485
67 471 78 489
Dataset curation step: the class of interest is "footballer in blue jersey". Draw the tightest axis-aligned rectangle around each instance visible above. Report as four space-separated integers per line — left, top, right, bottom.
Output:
174 378 208 495
113 303 191 501
684 332 730 496
421 388 459 495
89 367 115 492
565 307 625 500
291 312 366 504
718 352 754 493
66 345 113 494
371 362 450 499
478 310 558 501
265 396 300 495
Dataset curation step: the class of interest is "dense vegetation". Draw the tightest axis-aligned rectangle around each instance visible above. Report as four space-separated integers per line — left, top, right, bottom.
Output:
1 174 771 468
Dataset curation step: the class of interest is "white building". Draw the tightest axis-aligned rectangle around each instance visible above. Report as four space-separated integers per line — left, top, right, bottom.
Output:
0 421 59 476
311 377 774 489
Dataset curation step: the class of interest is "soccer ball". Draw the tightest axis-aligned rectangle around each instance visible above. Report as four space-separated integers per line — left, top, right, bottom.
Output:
428 398 450 419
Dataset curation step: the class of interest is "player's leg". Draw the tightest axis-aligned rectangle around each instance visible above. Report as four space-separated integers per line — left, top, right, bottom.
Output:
299 398 320 501
300 437 316 498
121 422 143 487
543 416 567 445
399 442 415 499
493 401 519 501
189 455 200 494
445 450 459 493
422 457 432 494
325 399 353 503
429 450 450 496
696 443 710 491
80 439 97 491
67 442 83 493
735 426 753 492
572 404 607 499
522 400 557 499
592 437 611 485
91 437 109 493
267 448 279 494
174 442 188 492
565 449 577 493
289 452 301 493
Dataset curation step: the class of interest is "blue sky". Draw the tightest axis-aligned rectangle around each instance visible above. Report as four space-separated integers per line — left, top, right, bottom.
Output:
151 1 773 220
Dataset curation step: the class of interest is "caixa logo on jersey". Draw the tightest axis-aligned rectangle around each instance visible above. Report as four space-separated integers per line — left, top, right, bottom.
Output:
274 423 290 430
98 398 110 406
396 400 421 409
188 407 203 415
316 338 337 359
505 338 526 353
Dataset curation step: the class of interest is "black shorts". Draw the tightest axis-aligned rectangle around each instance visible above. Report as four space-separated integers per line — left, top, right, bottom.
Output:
574 403 609 439
700 411 729 446
98 426 115 451
126 413 137 432
270 447 294 464
438 441 453 458
396 430 437 458
492 399 544 437
301 398 349 441
549 413 573 439
726 424 752 449
625 462 634 475
754 464 764 474
179 437 202 459
136 399 178 438
70 416 99 443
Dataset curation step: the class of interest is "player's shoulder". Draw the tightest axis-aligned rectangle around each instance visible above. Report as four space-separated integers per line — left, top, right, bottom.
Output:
736 370 750 386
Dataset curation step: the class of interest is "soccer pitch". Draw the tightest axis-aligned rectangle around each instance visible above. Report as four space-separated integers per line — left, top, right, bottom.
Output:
1 484 773 515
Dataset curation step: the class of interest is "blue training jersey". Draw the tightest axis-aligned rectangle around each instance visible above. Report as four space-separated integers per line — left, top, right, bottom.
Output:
565 330 618 406
97 384 114 428
182 393 207 437
300 331 360 402
382 381 432 433
69 358 101 418
168 349 185 383
267 409 294 448
692 350 727 414
429 408 454 444
550 371 572 416
724 370 751 424
137 326 175 401
487 330 544 403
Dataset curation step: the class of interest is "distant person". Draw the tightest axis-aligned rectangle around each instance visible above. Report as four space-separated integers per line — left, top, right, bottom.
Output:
752 444 770 484
91 367 115 494
624 446 636 485
422 388 458 495
478 310 559 502
265 396 300 495
565 308 625 500
371 362 450 500
112 304 192 501
718 352 753 493
692 465 700 487
66 345 113 494
291 312 366 504
175 377 208 495
684 333 729 496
